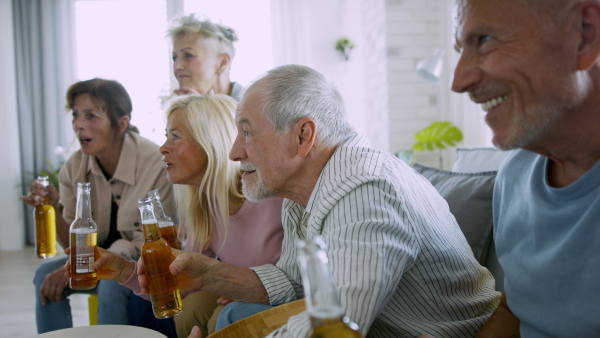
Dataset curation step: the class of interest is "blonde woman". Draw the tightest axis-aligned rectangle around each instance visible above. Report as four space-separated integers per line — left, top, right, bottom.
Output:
68 94 283 338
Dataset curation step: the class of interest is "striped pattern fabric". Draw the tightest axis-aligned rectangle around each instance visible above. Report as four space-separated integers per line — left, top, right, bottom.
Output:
252 133 501 337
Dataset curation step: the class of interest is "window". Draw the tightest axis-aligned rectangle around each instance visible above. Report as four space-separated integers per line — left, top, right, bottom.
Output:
75 0 171 144
74 0 273 146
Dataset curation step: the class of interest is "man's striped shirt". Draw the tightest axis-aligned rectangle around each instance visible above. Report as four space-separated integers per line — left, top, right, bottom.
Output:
252 133 501 337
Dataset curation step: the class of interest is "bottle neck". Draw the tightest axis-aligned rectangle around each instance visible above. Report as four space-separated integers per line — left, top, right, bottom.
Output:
75 189 92 220
299 243 345 321
39 178 51 205
150 196 171 222
142 222 162 241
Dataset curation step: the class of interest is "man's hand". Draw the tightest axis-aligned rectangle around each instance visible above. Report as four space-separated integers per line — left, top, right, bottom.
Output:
64 247 135 283
217 295 235 306
476 294 520 337
137 250 217 294
39 266 69 305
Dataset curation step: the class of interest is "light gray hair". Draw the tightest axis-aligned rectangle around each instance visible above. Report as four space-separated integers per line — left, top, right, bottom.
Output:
255 64 352 147
168 14 238 57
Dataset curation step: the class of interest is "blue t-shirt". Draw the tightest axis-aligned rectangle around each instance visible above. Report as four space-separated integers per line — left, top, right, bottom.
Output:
493 149 600 337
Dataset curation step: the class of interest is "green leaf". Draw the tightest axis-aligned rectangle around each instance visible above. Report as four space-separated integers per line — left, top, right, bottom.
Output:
412 121 463 152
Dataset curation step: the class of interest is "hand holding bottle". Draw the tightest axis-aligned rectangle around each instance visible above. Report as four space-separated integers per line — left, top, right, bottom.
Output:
64 246 135 283
137 250 212 294
20 178 59 208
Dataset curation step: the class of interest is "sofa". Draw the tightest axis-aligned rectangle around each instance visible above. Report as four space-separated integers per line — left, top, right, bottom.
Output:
412 147 511 293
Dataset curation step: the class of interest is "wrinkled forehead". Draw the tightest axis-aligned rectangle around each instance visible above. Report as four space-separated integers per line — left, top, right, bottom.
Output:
453 0 528 40
454 0 572 42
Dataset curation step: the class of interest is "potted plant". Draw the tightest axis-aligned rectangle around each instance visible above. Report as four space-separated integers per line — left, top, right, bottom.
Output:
335 37 354 61
396 121 463 166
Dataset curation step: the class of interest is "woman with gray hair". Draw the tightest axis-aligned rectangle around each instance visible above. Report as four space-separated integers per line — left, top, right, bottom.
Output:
169 14 244 100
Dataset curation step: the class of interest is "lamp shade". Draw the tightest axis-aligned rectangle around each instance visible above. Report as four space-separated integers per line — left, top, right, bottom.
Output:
416 48 445 83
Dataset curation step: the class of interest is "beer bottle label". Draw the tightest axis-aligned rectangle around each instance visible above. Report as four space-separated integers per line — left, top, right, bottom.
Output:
75 252 95 273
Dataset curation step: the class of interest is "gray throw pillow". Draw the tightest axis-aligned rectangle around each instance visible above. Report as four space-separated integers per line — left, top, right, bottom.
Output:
412 163 497 264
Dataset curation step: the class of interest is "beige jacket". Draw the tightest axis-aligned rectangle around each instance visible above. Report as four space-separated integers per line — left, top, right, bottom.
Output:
59 131 174 260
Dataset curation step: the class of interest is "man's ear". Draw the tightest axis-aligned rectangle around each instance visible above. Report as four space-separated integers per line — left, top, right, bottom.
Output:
295 117 316 158
577 3 600 70
217 53 231 75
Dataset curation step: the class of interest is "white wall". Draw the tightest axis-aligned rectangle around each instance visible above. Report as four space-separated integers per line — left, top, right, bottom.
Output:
0 0 26 251
271 0 389 152
386 0 493 169
386 0 441 155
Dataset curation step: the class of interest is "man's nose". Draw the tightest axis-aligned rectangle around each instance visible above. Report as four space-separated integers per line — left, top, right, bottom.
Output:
229 136 246 162
451 52 482 94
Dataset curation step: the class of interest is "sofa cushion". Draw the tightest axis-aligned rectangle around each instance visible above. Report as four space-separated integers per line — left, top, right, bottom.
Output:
412 163 497 264
452 147 511 173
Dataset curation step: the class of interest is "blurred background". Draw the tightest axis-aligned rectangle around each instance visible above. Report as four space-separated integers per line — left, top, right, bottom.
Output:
1 0 492 251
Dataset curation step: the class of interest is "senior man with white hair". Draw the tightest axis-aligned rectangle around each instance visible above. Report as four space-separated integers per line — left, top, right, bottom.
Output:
139 64 501 337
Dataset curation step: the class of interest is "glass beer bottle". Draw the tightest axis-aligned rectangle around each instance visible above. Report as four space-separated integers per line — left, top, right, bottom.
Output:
34 176 57 259
147 189 180 249
138 197 182 318
69 182 98 290
297 236 363 338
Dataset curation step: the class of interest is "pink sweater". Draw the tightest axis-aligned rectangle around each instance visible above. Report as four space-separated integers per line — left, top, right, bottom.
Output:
121 197 284 296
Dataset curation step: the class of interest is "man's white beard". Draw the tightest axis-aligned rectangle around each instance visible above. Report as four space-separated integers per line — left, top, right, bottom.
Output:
241 171 277 202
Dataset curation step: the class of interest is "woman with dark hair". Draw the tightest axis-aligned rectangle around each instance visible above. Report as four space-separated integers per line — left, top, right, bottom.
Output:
21 78 174 334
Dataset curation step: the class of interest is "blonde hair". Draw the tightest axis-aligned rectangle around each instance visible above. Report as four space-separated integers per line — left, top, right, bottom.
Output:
165 94 243 251
168 14 238 58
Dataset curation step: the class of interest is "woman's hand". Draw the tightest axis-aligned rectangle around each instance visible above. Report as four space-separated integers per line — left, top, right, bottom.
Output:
64 247 135 283
187 326 202 338
137 250 217 294
20 179 59 207
39 266 69 305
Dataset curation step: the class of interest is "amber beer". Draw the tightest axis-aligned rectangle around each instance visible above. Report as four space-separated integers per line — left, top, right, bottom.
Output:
69 182 98 290
159 223 180 250
148 189 181 249
138 197 182 318
297 236 363 338
310 315 362 338
34 176 57 259
70 229 98 289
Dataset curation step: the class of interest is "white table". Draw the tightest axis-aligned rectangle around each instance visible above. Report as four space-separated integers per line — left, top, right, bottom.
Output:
35 325 167 338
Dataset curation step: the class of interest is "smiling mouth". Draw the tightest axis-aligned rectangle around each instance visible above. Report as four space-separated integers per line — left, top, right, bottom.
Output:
481 95 508 111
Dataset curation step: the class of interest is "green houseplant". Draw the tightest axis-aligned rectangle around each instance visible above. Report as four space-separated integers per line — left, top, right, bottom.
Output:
396 121 463 165
335 37 354 61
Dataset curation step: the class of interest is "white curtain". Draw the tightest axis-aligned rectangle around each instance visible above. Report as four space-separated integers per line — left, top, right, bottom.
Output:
270 0 312 66
12 0 76 244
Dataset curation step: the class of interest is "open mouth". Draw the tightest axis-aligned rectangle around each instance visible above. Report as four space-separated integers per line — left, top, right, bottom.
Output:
79 138 92 144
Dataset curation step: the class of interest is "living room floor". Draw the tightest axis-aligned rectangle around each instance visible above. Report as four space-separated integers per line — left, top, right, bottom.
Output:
0 245 88 337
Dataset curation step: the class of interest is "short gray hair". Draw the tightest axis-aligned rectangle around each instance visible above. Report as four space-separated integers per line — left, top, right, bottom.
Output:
168 14 238 57
256 65 352 147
